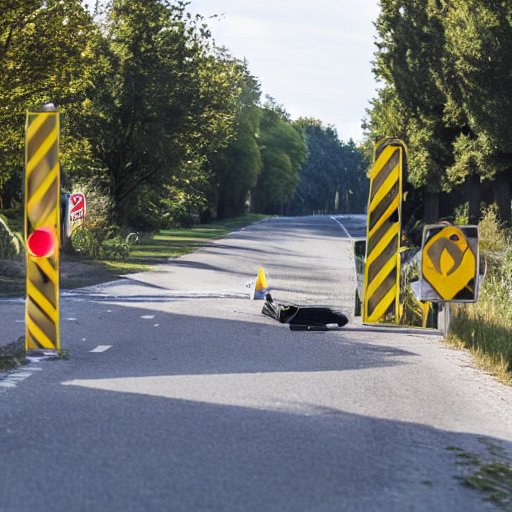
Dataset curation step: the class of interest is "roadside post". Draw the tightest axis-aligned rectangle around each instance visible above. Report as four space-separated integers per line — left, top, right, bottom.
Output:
24 104 61 354
417 224 480 335
359 138 481 333
362 138 405 324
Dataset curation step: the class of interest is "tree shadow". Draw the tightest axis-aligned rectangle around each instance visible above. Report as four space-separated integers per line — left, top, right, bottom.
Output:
2 296 511 511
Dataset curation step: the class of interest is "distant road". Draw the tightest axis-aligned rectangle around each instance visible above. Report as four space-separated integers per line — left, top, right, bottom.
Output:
331 213 368 239
1 214 512 512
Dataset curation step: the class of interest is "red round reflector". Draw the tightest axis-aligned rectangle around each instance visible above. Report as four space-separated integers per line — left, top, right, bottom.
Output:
27 227 57 257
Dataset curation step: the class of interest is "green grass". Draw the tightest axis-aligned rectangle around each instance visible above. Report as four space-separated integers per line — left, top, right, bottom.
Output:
0 213 269 294
0 337 27 370
448 304 512 386
102 214 269 273
446 207 512 386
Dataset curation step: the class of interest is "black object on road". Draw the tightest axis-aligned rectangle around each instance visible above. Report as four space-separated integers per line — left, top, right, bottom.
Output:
262 294 348 330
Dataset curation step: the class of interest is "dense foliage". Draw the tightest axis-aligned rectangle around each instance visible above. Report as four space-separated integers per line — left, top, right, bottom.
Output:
366 0 512 224
0 0 369 229
290 120 368 215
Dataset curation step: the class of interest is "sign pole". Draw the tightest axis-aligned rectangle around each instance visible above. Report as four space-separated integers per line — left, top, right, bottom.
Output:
24 104 61 355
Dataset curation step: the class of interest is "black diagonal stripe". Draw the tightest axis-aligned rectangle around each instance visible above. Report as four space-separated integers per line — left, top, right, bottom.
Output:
27 288 56 320
367 233 398 285
27 140 59 197
27 298 57 343
28 258 53 285
367 266 397 318
27 115 56 161
368 218 394 256
370 150 399 202
369 181 400 233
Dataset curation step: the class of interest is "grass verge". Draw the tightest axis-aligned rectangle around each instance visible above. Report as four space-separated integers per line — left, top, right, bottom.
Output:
94 213 269 275
447 306 512 386
446 206 512 386
0 214 269 296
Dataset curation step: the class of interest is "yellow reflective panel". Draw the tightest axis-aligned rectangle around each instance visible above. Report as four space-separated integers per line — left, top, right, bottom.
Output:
25 109 60 352
422 226 476 301
363 139 404 324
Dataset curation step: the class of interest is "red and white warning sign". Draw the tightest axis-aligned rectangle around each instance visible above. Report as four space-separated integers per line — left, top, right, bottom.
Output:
67 193 86 236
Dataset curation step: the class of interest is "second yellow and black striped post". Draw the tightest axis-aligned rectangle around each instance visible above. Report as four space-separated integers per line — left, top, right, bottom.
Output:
363 138 405 324
24 105 61 353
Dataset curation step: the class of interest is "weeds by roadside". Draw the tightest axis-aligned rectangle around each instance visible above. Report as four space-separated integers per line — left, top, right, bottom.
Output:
448 439 512 510
0 337 27 371
447 206 512 385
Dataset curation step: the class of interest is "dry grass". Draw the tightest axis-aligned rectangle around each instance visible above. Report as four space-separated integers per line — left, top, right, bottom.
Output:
447 206 512 386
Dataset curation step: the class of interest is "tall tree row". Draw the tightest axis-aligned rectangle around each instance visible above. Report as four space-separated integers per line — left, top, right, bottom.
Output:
0 0 369 227
289 120 368 215
0 0 95 207
366 0 512 224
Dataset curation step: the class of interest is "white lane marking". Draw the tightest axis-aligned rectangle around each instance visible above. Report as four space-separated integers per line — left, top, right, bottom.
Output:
15 320 24 323
0 366 38 391
89 345 112 353
141 315 155 319
330 216 352 239
67 318 77 321
154 324 159 327
0 381 17 388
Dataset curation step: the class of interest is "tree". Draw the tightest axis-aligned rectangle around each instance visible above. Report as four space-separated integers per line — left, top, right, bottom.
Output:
440 0 512 223
252 101 307 215
370 0 456 222
71 0 241 225
208 63 262 219
0 0 95 207
290 120 368 215
368 0 512 224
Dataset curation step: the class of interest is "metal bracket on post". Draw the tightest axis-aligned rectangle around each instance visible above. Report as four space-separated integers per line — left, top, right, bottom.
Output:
439 302 451 336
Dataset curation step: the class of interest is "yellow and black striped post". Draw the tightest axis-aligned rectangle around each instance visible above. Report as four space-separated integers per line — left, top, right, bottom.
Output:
363 138 405 324
24 105 61 353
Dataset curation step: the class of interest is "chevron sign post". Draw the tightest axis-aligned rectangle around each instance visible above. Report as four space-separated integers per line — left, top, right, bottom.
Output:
24 104 61 354
363 138 405 324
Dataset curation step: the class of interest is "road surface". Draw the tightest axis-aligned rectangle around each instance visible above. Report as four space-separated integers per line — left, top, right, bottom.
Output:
1 214 512 512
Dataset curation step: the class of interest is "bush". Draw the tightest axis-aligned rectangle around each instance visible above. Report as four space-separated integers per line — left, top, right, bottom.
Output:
0 215 24 261
71 221 138 261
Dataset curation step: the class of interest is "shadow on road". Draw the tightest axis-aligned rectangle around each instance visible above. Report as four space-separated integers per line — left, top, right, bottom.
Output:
1 297 511 511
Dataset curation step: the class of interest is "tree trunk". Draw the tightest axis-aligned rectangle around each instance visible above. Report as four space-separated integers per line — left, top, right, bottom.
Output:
493 171 511 225
466 174 481 224
423 192 439 224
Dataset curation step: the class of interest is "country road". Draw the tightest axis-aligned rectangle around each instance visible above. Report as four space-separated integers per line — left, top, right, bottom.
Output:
1 215 512 512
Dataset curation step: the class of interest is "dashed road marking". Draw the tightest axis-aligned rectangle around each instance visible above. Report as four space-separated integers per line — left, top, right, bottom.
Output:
89 345 112 353
0 364 41 391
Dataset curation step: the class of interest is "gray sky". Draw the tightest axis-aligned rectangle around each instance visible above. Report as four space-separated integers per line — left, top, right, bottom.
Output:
187 1 381 143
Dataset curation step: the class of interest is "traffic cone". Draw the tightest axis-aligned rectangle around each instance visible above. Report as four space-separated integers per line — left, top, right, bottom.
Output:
253 267 269 299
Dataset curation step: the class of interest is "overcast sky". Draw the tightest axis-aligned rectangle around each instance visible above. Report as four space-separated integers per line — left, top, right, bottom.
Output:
187 1 381 143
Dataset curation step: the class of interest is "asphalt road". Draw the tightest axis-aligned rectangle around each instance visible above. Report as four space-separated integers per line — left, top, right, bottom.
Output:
1 214 512 512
